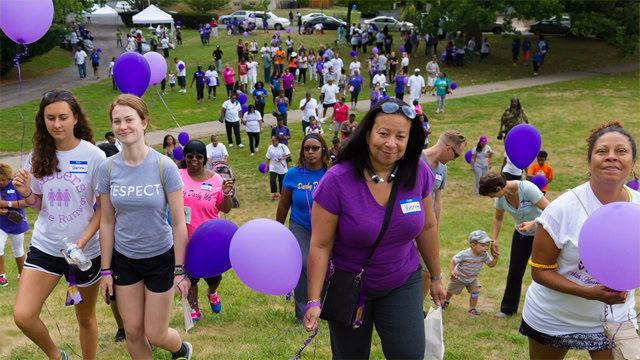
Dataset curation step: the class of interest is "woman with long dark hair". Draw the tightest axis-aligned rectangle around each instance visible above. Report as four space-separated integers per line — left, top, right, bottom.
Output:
304 98 446 358
163 134 182 166
12 89 105 360
469 136 493 194
276 134 330 323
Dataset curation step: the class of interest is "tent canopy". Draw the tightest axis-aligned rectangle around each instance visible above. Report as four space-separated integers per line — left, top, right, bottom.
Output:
84 4 119 17
132 5 174 24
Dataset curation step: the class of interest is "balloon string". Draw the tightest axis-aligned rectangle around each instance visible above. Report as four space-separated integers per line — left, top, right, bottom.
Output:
13 45 28 168
276 293 318 360
150 87 154 109
155 86 182 131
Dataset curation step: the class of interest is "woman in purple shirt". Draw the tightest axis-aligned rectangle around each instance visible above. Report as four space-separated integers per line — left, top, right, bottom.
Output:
281 67 295 107
304 98 446 358
348 69 363 109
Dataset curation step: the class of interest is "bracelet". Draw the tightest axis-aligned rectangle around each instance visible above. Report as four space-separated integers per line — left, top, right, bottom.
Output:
430 273 443 280
307 298 321 305
22 190 33 199
223 192 232 197
7 201 11 208
100 268 112 272
100 271 113 276
305 302 321 311
175 264 185 268
528 259 558 269
25 194 38 207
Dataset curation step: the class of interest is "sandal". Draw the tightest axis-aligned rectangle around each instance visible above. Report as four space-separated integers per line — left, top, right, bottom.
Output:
468 307 481 315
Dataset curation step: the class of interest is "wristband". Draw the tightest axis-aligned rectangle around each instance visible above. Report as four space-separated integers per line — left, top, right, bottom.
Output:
307 298 321 305
305 302 321 311
175 264 185 269
7 201 12 208
100 271 113 276
174 268 186 276
430 273 443 280
100 268 112 272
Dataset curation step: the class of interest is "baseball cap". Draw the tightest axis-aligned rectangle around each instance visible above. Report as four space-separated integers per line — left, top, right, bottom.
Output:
469 230 491 244
414 68 420 72
479 136 488 144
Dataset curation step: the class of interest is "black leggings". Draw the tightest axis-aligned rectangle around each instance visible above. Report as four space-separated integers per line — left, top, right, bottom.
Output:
500 230 534 315
269 172 284 194
350 90 360 105
395 92 404 101
298 68 307 83
196 84 204 100
208 85 217 98
247 132 260 153
255 102 265 118
225 83 234 97
225 121 242 145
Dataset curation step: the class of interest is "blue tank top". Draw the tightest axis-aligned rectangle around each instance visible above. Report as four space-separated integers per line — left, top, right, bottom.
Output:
277 96 287 114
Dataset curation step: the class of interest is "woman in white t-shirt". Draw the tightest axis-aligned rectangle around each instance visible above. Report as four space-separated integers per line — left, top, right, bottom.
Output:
12 89 105 360
265 136 290 201
242 104 263 156
522 122 639 359
204 65 218 100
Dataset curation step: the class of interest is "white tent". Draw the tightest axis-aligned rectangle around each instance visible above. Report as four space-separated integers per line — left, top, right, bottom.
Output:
132 5 175 42
84 4 119 18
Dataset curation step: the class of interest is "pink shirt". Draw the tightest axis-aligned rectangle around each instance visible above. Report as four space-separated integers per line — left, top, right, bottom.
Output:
223 68 235 85
333 103 349 122
238 63 248 76
180 169 224 240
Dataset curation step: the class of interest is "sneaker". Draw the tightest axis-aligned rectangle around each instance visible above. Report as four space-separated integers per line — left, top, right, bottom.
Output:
229 144 233 148
60 350 71 360
495 311 509 318
255 147 259 152
208 291 221 313
0 276 7 287
172 341 193 360
271 194 279 201
114 328 126 343
251 153 255 156
190 310 202 322
238 144 244 148
468 307 481 315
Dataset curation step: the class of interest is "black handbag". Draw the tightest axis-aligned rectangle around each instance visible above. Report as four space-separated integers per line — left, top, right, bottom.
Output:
319 179 399 327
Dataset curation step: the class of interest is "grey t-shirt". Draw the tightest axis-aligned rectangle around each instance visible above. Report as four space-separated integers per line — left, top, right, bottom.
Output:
494 180 544 236
98 148 183 259
472 145 492 168
453 248 493 284
421 153 447 216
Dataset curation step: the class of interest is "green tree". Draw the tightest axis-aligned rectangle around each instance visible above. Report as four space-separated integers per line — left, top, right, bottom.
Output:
125 0 177 11
336 0 394 26
53 0 95 23
185 0 228 13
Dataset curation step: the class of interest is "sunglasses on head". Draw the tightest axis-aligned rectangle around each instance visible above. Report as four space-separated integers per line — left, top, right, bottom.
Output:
380 101 416 119
43 90 73 102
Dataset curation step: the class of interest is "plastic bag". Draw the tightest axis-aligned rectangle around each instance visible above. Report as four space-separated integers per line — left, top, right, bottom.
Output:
424 306 444 360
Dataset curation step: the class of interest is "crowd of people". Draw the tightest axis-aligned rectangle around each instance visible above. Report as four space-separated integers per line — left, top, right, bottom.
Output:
0 14 637 360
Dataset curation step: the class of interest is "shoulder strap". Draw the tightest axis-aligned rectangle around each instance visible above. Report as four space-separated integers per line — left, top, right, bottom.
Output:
108 156 114 184
159 155 167 201
361 179 401 273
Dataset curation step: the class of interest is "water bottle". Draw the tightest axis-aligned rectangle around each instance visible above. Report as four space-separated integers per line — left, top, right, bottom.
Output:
64 237 92 271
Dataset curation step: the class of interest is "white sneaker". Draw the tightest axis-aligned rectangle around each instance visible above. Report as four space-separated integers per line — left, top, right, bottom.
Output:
251 153 255 156
238 144 244 148
441 109 445 113
229 144 233 148
435 109 440 113
255 147 259 152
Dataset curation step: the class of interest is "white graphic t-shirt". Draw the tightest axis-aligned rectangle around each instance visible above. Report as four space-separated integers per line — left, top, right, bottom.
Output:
25 140 105 259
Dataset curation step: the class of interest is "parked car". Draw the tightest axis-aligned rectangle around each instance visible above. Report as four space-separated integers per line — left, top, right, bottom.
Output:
481 22 504 34
219 11 290 30
364 16 414 32
529 18 570 35
300 12 327 23
304 16 346 30
114 1 132 12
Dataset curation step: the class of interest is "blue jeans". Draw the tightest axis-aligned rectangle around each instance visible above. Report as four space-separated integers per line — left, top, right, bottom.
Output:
77 63 86 78
328 268 425 359
263 66 271 84
290 221 310 319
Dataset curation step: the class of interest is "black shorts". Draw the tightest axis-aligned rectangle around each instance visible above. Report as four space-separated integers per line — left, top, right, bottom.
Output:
323 102 336 109
24 246 101 287
112 247 174 293
187 273 222 287
178 76 186 87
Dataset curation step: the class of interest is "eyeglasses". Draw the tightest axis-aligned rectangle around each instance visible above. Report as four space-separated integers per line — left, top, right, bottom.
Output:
303 145 321 152
43 90 73 102
381 101 416 119
446 144 460 159
185 154 205 161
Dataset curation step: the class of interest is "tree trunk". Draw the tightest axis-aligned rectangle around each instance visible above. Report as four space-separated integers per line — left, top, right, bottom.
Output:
465 22 482 55
347 2 353 26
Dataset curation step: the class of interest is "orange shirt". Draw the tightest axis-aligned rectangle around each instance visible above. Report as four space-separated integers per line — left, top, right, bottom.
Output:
528 163 553 192
273 50 285 65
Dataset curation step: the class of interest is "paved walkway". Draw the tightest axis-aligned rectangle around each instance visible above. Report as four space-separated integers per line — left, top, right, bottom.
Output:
0 58 636 169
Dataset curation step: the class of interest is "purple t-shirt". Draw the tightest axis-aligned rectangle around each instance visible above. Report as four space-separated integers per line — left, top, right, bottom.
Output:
0 180 29 234
282 73 294 89
313 160 435 291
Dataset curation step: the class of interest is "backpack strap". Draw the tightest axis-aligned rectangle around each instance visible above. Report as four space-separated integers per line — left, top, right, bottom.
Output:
108 156 114 184
159 155 167 201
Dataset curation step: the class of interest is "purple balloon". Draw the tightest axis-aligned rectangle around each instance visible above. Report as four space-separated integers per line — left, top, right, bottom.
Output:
627 179 639 191
403 76 409 86
530 174 547 190
250 13 255 18
371 24 377 32
0 0 53 45
179 63 185 71
177 20 181 25
271 39 277 45
97 48 102 52
451 82 458 90
185 219 238 278
286 27 291 33
238 93 248 105
229 219 302 295
371 69 377 76
178 132 189 146
372 47 379 55
243 31 248 37
143 51 167 86
350 50 357 57
464 150 472 164
275 31 281 37
258 162 267 174
241 104 248 115
113 52 151 98
504 124 542 169
173 146 183 160
316 62 323 72
579 202 640 291
399 46 405 53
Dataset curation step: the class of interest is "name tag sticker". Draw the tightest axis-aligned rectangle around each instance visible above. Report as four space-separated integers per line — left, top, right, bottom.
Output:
520 200 533 208
70 161 88 174
435 172 443 182
184 206 192 225
7 189 15 194
400 198 422 215
201 183 213 191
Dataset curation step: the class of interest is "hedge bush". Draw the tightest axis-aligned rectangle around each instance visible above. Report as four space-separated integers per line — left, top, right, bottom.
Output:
0 24 68 76
120 11 219 29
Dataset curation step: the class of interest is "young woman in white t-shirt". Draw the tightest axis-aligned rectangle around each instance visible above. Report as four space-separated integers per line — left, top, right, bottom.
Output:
12 89 105 360
242 104 263 155
204 64 218 100
522 122 639 359
265 136 291 201
98 95 192 359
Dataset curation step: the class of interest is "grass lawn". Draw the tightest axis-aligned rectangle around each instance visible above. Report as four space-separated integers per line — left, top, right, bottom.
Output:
0 47 72 85
1 71 638 359
0 27 635 154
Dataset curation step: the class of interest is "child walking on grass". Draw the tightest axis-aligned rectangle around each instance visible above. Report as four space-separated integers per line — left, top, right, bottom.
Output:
443 230 498 315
